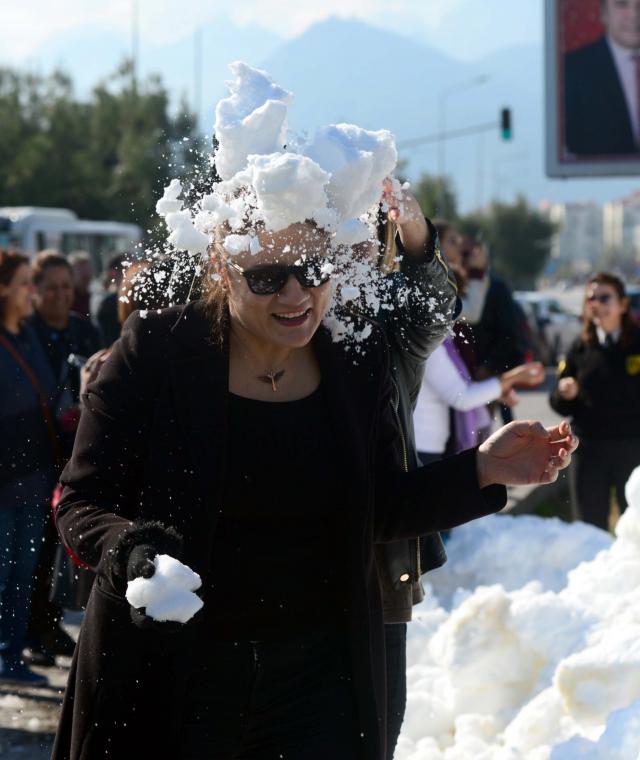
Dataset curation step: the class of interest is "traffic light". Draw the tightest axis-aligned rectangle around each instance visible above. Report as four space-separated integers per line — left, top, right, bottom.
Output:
500 108 512 140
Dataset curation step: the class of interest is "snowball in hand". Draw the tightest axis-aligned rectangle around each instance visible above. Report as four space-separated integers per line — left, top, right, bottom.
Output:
125 554 203 624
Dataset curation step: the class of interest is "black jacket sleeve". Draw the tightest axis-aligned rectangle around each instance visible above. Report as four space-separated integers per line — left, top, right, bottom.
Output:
383 221 458 401
373 366 506 542
55 311 174 583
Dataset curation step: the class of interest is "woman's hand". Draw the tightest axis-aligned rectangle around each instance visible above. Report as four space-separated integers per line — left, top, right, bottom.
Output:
476 419 578 488
498 388 520 407
500 362 545 395
382 178 429 257
558 377 579 400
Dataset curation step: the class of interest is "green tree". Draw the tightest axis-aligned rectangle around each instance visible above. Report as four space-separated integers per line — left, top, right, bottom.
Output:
0 61 202 235
412 173 458 221
460 196 555 289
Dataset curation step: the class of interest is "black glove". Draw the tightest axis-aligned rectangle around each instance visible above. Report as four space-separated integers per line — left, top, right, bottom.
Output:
110 521 186 631
126 543 158 581
110 520 183 584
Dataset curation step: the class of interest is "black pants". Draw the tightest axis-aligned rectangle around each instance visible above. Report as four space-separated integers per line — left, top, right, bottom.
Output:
569 437 640 530
384 623 407 760
27 513 63 641
179 628 360 759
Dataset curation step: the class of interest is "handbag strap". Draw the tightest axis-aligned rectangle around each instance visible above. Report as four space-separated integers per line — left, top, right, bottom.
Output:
0 332 64 469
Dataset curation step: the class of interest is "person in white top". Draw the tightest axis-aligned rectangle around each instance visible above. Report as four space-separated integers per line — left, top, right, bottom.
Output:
414 339 544 464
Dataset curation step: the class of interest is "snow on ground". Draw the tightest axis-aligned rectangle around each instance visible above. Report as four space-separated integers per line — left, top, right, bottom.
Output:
398 467 640 759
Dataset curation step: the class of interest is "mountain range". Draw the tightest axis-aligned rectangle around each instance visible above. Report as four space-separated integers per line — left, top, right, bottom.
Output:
14 16 640 214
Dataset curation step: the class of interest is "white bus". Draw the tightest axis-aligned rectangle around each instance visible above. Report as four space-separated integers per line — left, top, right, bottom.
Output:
0 207 142 273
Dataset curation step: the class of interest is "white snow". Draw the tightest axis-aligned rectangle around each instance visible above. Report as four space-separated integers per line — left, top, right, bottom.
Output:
340 285 361 303
214 61 293 181
244 151 331 232
302 123 397 221
206 63 396 251
148 61 453 345
398 466 640 759
223 233 253 257
155 180 209 254
125 554 203 624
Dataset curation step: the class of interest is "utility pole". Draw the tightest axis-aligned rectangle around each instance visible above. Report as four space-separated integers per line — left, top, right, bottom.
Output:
194 27 203 133
131 0 139 90
438 76 489 180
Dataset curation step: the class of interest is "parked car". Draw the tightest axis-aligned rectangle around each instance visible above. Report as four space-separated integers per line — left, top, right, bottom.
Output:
514 292 581 366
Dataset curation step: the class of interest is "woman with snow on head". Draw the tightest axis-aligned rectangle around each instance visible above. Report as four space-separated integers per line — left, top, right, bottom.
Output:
51 214 577 759
550 272 640 531
52 62 578 760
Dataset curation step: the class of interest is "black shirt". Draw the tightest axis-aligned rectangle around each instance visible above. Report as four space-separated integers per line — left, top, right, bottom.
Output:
206 384 345 640
550 330 640 439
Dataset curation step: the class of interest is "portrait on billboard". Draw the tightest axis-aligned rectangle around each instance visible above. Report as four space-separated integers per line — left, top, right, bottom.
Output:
546 0 640 176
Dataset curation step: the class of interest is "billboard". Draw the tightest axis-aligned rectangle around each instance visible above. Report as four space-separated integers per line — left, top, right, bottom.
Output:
546 0 640 177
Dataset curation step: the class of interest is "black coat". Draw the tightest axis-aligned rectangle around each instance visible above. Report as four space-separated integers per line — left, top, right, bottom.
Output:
472 274 529 374
549 330 640 439
52 300 505 760
375 223 458 621
564 37 639 156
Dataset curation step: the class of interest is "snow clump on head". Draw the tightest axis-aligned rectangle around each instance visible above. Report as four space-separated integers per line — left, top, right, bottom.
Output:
302 123 397 222
214 61 293 181
201 61 398 254
153 61 452 345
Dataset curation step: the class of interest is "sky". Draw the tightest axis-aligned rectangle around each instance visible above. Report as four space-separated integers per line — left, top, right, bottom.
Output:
3 0 542 65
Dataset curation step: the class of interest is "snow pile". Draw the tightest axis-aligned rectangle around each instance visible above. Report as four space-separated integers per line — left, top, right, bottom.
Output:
398 467 640 759
125 554 203 624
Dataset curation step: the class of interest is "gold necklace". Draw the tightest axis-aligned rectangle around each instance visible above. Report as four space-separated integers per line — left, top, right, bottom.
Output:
257 370 286 392
231 328 290 392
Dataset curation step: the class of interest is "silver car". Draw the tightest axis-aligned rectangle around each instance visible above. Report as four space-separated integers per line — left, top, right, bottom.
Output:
514 292 582 366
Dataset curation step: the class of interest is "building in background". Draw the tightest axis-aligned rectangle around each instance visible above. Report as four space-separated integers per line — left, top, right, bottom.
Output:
604 192 640 273
541 200 603 275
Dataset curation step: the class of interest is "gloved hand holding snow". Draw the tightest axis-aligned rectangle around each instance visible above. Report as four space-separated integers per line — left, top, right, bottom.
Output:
125 554 203 624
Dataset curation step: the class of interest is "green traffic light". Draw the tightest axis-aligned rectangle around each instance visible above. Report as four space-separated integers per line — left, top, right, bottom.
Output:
500 108 512 141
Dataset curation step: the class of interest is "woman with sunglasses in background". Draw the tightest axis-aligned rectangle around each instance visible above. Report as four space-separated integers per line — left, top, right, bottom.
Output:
52 204 577 760
550 272 640 530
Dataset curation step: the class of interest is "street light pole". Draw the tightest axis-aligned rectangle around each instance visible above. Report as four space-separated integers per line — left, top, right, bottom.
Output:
131 0 139 89
438 74 490 185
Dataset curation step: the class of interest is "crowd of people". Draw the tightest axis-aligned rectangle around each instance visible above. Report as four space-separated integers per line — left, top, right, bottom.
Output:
0 194 585 759
0 249 129 686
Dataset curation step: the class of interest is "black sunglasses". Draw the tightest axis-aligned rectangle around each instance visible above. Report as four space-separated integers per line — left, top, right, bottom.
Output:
586 294 614 305
225 256 332 295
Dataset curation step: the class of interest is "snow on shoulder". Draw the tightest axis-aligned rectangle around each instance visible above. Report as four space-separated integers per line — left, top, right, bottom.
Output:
398 467 640 759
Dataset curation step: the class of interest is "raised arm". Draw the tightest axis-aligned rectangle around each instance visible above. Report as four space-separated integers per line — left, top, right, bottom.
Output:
381 182 459 384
